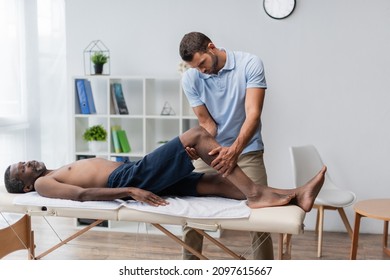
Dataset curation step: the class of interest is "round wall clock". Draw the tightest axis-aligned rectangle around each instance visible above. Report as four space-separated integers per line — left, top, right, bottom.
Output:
263 0 296 20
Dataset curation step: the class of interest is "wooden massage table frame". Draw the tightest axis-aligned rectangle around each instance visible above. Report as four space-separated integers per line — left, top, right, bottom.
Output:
0 188 306 260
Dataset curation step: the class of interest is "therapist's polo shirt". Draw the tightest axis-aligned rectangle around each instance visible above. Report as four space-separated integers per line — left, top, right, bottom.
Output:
182 49 267 154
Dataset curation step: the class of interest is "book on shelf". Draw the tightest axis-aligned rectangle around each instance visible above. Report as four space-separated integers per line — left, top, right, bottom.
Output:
111 83 129 114
117 129 131 153
83 79 96 114
75 79 89 114
111 156 130 162
110 84 118 114
111 125 122 153
75 79 96 114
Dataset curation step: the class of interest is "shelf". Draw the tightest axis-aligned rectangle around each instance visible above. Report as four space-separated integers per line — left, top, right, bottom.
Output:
73 75 198 160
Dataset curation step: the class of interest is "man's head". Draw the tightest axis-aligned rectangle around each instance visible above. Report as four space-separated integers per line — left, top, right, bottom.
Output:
4 161 46 193
179 32 212 62
179 32 222 75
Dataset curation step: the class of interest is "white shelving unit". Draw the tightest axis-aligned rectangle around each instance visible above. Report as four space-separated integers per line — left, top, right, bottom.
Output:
71 75 221 237
72 75 198 161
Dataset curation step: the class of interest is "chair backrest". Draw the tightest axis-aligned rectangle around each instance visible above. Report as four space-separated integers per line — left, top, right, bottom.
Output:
290 144 356 207
289 144 326 187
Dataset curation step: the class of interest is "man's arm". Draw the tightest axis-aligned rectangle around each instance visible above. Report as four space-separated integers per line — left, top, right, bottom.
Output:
210 87 265 176
184 104 218 160
192 105 217 137
231 87 265 157
34 177 168 206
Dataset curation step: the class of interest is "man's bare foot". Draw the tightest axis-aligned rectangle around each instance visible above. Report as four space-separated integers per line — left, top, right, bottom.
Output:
295 166 327 212
246 192 296 209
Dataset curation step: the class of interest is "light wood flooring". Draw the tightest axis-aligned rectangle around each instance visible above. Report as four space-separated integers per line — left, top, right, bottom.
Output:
2 216 390 260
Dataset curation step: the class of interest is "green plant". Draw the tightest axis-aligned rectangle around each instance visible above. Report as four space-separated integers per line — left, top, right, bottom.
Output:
83 124 107 141
91 51 109 65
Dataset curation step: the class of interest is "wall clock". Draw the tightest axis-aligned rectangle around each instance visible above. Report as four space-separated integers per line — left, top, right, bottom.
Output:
263 0 296 20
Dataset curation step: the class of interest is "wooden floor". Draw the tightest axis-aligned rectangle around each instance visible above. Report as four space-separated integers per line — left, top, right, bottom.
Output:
2 216 390 260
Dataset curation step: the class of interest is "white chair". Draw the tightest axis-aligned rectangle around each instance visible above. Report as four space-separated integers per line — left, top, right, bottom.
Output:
289 145 356 257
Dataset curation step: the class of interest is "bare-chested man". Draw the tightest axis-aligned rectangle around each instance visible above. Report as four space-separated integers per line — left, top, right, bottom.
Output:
4 126 326 212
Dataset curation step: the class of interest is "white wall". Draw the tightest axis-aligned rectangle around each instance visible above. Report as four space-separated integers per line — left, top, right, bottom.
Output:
65 0 390 234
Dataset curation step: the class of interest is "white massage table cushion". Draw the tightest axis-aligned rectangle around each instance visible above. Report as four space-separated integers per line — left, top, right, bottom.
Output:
1 186 306 234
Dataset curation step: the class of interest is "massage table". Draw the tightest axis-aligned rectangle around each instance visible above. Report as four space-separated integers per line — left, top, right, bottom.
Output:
0 186 306 260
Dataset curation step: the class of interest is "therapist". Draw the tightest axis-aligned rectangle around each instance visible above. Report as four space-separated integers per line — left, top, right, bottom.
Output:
179 31 273 260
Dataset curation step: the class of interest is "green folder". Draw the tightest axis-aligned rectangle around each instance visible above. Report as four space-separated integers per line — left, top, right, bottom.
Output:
117 130 131 153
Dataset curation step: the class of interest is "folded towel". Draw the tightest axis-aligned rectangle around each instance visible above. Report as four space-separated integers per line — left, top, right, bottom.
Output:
123 196 250 219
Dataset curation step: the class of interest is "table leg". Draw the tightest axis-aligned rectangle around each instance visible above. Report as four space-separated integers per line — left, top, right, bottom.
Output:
350 212 362 260
383 220 390 257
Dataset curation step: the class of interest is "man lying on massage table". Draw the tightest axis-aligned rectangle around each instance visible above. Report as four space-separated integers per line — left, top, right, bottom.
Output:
4 126 326 212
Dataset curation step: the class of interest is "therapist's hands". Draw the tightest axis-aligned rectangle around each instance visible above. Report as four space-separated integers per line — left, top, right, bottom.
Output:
209 146 238 177
185 145 239 177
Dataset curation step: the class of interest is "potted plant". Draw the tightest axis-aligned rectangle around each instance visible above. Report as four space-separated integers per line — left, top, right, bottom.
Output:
91 51 109 74
83 124 107 152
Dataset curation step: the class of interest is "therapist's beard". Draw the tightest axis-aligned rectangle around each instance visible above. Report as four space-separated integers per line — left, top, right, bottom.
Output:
209 53 219 75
